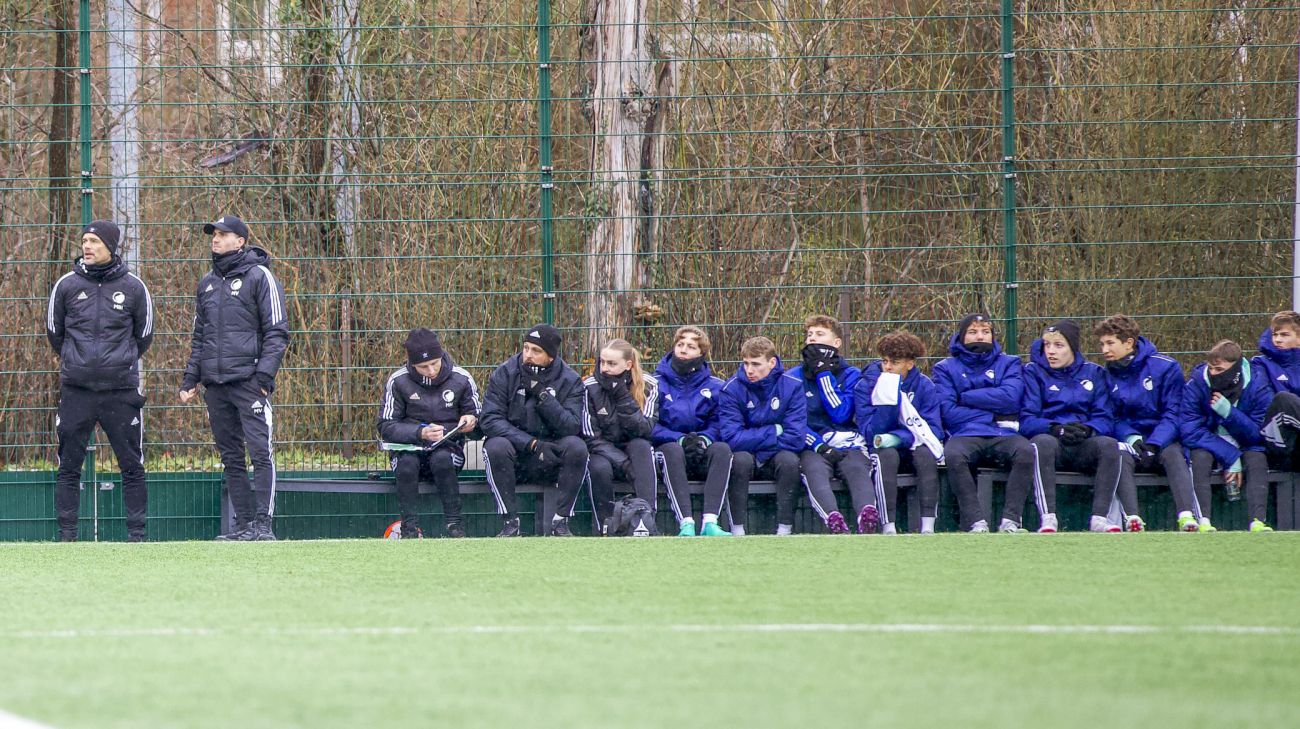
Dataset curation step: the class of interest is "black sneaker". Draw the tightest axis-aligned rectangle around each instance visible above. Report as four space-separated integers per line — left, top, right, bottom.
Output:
251 518 277 541
127 533 146 543
495 517 521 538
58 530 77 543
445 522 466 539
214 522 251 541
549 517 574 537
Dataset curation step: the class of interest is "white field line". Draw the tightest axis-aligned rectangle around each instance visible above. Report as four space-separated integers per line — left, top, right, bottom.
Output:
3 623 1298 640
0 708 57 729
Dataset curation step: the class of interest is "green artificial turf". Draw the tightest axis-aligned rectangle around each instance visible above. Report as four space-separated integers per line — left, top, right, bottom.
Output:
1 534 1297 728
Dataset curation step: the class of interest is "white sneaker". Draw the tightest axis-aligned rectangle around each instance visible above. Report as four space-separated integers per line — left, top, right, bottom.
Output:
998 518 1026 533
969 520 990 533
1126 515 1145 532
1037 513 1058 533
731 524 746 537
1090 515 1122 533
882 522 898 535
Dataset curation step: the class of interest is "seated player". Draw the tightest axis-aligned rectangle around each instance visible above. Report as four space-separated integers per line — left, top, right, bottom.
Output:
377 328 481 538
1021 320 1122 533
856 332 944 534
652 326 741 537
718 336 807 536
1094 315 1193 532
788 315 878 534
1254 311 1300 473
933 314 1036 533
1180 340 1273 532
583 339 658 530
480 324 589 537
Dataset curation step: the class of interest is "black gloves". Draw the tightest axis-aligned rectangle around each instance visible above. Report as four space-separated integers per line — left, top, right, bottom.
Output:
801 343 840 376
1059 422 1094 446
531 439 563 464
1049 423 1067 439
256 373 275 395
1134 440 1159 470
524 376 549 400
681 433 708 457
815 443 845 465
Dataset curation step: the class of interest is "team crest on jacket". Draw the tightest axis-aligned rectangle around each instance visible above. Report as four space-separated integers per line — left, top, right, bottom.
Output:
770 397 780 410
112 291 125 304
1081 380 1093 391
1143 377 1154 391
700 388 712 399
230 279 242 293
985 370 995 379
442 389 455 404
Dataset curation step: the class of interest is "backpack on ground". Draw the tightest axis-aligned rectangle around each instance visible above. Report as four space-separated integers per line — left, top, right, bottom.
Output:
603 496 659 537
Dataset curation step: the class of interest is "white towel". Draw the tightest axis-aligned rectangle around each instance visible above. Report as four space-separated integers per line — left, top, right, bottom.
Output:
872 372 945 462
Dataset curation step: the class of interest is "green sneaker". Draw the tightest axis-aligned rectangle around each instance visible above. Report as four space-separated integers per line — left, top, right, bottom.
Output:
1198 520 1217 533
677 521 697 537
700 522 731 537
1249 519 1274 533
1177 514 1199 532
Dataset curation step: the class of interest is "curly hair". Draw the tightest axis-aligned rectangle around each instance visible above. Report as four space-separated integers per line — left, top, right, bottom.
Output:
876 331 925 361
1092 314 1140 343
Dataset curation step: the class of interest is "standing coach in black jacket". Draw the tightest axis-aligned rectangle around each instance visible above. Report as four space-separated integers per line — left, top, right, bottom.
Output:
480 324 588 537
179 215 289 541
46 220 154 542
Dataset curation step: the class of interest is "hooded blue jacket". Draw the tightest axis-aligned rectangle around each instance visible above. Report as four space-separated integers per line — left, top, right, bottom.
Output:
1020 339 1114 438
650 353 726 446
1104 337 1185 448
1179 360 1269 470
787 361 862 448
1250 329 1300 398
854 362 944 447
931 334 1025 439
718 357 807 462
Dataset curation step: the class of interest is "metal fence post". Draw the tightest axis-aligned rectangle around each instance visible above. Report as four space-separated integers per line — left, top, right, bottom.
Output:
999 0 1019 353
77 0 98 538
537 0 555 324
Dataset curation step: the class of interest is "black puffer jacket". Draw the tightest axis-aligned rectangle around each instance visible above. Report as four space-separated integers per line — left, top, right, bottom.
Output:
377 354 481 445
180 246 290 389
479 353 584 452
582 372 659 448
46 256 154 391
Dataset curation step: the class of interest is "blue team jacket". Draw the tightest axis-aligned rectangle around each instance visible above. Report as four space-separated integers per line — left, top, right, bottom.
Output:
1179 360 1269 470
1251 329 1300 398
1020 339 1114 438
650 353 726 446
787 362 862 448
854 362 944 447
1105 337 1185 448
718 357 807 462
931 334 1025 439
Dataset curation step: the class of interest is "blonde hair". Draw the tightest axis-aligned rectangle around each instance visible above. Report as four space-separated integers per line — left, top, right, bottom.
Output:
603 339 648 409
740 336 778 361
672 325 711 359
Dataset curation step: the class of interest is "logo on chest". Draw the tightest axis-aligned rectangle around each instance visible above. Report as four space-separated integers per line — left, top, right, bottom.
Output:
229 279 242 296
770 397 781 410
111 291 126 310
409 392 420 401
442 389 456 406
1143 377 1154 391
1081 379 1093 392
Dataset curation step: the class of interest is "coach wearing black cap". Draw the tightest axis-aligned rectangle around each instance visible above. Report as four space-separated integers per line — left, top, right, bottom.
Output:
480 324 588 536
180 215 290 541
46 220 154 541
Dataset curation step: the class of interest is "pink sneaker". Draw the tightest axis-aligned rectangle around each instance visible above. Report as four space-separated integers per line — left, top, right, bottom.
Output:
857 504 880 534
825 511 850 534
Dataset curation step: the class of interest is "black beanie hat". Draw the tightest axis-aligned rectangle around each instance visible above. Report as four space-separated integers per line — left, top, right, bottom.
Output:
524 323 561 360
404 328 443 365
956 313 995 342
1044 319 1082 356
83 220 121 254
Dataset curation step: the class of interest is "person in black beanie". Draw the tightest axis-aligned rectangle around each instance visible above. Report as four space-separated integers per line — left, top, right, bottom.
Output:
480 324 589 536
179 215 290 541
378 328 480 538
46 220 154 541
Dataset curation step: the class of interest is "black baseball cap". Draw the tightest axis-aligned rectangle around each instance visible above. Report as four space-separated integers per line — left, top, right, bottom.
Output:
203 215 250 240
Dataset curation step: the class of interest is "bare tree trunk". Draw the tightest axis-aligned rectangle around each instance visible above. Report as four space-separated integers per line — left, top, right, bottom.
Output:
332 0 361 457
579 0 668 355
46 0 76 288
